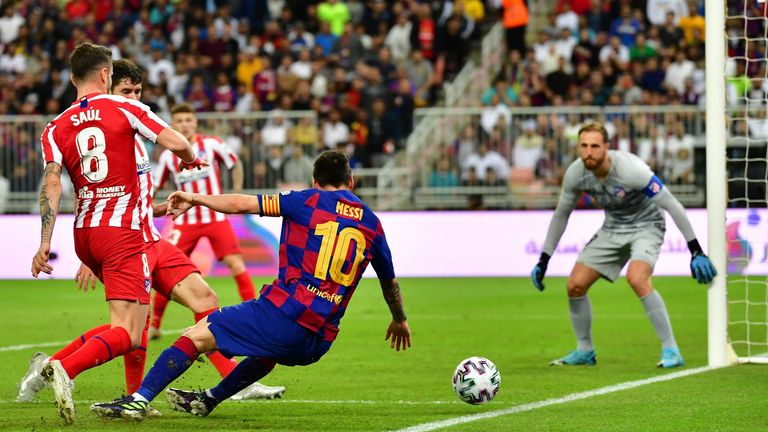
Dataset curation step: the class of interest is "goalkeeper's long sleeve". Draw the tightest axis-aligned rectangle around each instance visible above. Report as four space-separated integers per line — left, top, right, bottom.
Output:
651 187 697 242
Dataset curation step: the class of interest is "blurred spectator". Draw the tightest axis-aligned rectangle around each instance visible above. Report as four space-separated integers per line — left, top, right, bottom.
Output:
678 0 705 43
282 145 314 186
366 98 398 167
599 36 630 71
659 12 684 47
389 79 415 142
462 142 509 182
480 95 512 135
428 156 460 187
0 5 25 44
629 33 657 63
318 0 351 36
502 0 530 56
641 56 666 92
262 110 293 147
647 0 689 26
405 49 435 107
513 120 545 169
609 4 642 48
555 2 579 34
484 166 507 187
385 12 413 64
323 109 350 150
536 139 563 185
665 49 695 95
292 116 320 154
665 121 695 184
482 78 518 107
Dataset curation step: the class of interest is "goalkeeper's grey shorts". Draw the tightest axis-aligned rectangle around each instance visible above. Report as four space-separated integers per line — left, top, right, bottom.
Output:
576 225 665 282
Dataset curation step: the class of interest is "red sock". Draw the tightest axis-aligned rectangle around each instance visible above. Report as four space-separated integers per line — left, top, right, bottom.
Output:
50 324 111 361
152 291 171 329
124 314 150 394
235 271 255 301
60 327 133 380
194 308 238 377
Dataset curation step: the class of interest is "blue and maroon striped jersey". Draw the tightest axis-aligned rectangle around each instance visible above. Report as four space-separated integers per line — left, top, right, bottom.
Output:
257 189 395 342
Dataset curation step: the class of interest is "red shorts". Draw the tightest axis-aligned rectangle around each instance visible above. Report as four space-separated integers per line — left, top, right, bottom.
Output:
167 220 241 260
145 239 200 298
74 227 150 304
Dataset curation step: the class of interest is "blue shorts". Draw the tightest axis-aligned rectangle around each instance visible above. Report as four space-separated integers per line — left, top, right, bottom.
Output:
207 298 332 366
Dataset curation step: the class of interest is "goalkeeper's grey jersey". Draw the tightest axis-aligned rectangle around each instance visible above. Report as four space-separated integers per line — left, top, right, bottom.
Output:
561 150 664 232
540 150 698 256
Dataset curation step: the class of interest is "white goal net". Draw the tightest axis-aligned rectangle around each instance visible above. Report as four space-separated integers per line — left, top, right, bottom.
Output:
722 0 768 364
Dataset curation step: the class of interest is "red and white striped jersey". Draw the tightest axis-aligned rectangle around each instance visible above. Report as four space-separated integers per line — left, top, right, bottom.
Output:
40 93 168 231
135 135 162 243
154 134 238 225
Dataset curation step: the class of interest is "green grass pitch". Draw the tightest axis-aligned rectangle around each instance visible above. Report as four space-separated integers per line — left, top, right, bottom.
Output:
2 277 767 431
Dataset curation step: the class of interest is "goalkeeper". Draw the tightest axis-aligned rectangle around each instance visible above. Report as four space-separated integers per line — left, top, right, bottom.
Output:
530 122 716 368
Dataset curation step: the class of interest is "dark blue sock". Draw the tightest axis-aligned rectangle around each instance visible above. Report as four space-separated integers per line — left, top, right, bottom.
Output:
136 337 200 402
209 357 275 401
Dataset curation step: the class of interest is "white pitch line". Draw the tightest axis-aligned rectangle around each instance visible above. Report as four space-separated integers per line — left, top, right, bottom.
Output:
0 329 187 353
0 399 461 405
394 366 720 432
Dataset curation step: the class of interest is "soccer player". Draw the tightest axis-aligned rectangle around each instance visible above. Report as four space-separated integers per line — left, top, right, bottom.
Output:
17 59 284 406
530 122 717 368
150 103 253 339
91 151 411 420
30 43 204 424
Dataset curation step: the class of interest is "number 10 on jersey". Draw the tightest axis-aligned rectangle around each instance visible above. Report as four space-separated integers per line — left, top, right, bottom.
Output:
313 221 366 286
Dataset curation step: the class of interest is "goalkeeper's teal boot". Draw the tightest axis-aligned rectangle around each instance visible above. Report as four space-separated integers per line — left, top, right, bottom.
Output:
550 350 596 366
657 347 685 368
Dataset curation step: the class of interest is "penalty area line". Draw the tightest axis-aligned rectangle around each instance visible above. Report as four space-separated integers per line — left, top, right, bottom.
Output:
394 366 719 432
0 328 187 353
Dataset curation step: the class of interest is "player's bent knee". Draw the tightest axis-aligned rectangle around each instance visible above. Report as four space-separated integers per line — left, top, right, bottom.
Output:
566 280 589 297
175 273 220 311
182 320 217 353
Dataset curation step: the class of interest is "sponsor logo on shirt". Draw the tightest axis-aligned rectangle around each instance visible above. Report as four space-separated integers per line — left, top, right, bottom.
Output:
614 186 626 199
78 185 128 199
307 284 343 305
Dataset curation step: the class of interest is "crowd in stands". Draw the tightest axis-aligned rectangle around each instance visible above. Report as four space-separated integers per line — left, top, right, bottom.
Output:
428 0 768 206
0 0 490 197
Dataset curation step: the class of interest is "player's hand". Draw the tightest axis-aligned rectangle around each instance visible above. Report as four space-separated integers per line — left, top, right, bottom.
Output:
690 253 717 284
531 253 550 291
385 320 411 352
75 263 98 291
178 156 209 171
166 191 195 220
31 242 53 278
152 201 168 217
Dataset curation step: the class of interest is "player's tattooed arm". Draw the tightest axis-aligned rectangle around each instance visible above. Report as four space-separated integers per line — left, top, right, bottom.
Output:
39 162 62 244
380 278 407 323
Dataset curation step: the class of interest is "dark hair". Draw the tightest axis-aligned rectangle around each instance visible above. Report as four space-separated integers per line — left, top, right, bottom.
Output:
70 43 112 83
313 150 352 188
111 59 143 90
170 103 196 115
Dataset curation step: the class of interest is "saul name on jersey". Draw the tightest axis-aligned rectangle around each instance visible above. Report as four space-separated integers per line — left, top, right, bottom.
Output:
70 109 102 126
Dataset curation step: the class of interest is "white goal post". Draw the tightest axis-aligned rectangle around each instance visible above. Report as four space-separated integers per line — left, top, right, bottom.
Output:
705 0 728 367
707 0 768 365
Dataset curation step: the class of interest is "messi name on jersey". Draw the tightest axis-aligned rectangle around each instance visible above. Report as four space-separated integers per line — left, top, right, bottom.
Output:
336 201 364 221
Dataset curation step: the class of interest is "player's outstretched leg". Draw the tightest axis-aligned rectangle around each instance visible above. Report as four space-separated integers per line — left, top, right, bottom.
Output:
90 395 148 420
165 388 218 417
150 291 170 339
91 320 214 421
231 382 286 400
166 357 278 416
16 351 50 402
42 360 75 424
